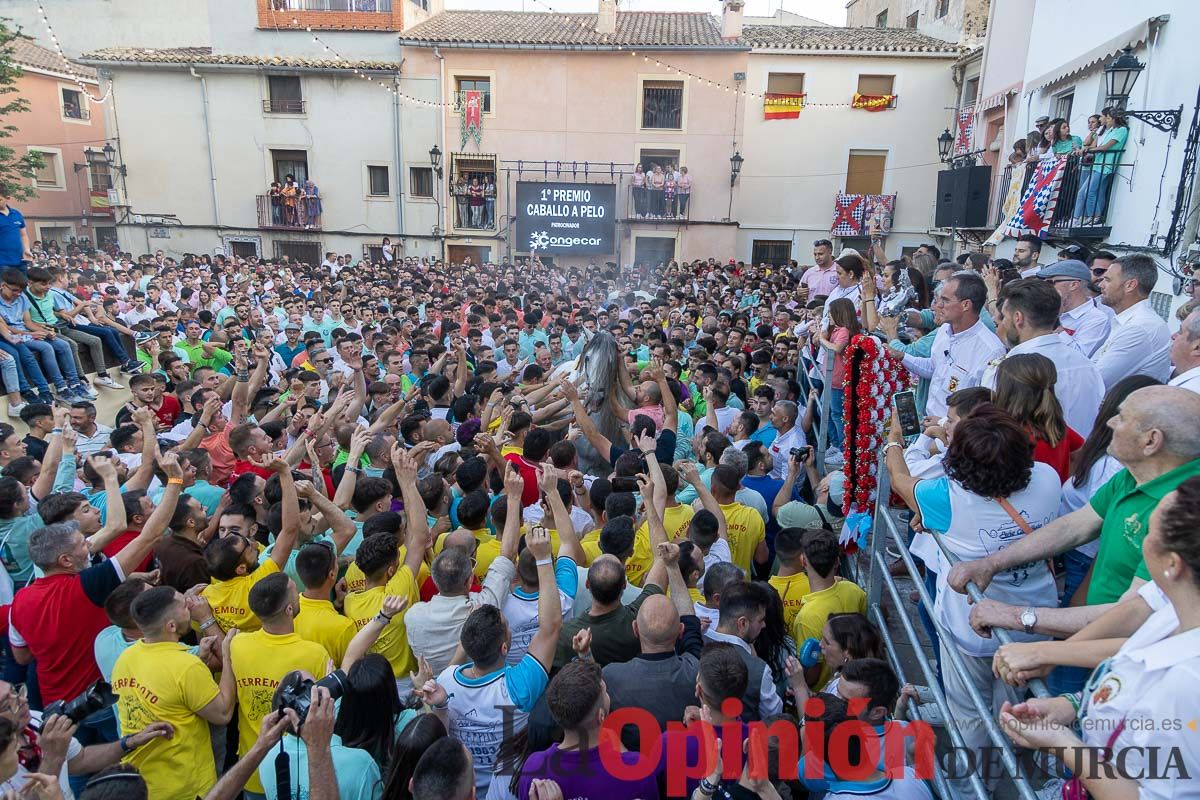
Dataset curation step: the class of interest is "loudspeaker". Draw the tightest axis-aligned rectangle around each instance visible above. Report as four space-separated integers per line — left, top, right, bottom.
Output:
935 165 992 229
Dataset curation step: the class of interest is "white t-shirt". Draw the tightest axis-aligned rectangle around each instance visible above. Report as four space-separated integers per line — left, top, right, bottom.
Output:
2 711 82 800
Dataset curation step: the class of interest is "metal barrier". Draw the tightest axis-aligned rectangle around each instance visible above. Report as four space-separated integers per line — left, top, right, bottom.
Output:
865 451 1052 800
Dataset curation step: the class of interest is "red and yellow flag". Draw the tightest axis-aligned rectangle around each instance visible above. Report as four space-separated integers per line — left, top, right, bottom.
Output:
852 93 896 112
763 92 804 120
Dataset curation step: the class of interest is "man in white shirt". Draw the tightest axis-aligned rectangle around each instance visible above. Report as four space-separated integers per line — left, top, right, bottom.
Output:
766 400 806 480
1167 307 1200 394
120 290 157 327
1039 260 1112 357
897 272 1006 419
493 339 524 380
1013 234 1044 278
984 278 1106 437
1092 254 1172 388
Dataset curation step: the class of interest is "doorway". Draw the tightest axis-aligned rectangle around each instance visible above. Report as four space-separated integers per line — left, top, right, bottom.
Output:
633 235 675 268
447 244 491 265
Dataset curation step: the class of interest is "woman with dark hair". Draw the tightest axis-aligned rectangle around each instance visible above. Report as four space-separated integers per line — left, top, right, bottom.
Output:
753 579 798 702
991 353 1083 482
334 652 414 769
885 404 1061 786
1051 119 1082 154
819 611 885 695
1073 106 1129 224
380 713 447 800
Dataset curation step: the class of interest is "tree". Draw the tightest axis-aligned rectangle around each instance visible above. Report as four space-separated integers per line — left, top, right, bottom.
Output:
0 20 44 200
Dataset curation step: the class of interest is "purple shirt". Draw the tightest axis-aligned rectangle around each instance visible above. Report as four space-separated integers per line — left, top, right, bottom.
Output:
517 743 659 800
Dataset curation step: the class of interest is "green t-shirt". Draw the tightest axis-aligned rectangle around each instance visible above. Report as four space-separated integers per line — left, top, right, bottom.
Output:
1090 126 1128 175
24 290 58 328
1086 458 1200 604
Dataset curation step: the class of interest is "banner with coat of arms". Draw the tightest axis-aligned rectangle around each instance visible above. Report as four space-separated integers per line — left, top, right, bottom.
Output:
998 155 1068 240
851 93 896 111
459 89 483 149
832 193 897 236
955 106 975 156
763 93 805 120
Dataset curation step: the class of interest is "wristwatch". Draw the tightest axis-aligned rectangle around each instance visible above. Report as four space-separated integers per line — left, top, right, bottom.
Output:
1020 607 1038 634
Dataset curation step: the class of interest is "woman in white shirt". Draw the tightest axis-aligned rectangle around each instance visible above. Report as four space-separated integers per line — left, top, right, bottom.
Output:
886 404 1061 790
1001 476 1200 800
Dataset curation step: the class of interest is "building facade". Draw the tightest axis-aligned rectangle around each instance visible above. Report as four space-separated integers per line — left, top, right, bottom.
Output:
845 0 989 46
735 25 960 264
8 39 115 249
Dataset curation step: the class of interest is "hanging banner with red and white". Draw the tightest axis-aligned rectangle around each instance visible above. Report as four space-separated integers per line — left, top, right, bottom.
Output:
955 105 975 156
460 89 483 149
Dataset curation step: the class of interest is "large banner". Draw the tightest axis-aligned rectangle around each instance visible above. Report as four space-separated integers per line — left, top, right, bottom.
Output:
516 181 616 255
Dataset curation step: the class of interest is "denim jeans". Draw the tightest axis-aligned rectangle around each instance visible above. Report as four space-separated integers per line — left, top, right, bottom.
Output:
19 336 79 387
828 387 845 449
67 323 131 370
0 349 21 395
0 339 41 393
1072 170 1114 220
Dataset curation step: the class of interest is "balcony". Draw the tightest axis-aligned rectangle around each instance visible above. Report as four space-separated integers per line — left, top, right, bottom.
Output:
268 0 392 10
449 194 495 231
263 99 305 114
624 184 693 222
990 152 1123 239
256 194 322 230
257 0 402 30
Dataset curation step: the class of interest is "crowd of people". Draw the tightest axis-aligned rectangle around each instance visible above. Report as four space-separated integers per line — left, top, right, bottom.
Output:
0 194 1194 800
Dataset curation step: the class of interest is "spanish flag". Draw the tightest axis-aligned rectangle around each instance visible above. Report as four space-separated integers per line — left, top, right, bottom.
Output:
852 93 896 112
763 93 804 120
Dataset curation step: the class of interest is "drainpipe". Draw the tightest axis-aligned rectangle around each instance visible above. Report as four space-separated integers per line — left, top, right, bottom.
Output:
189 66 221 229
393 64 406 244
434 46 446 260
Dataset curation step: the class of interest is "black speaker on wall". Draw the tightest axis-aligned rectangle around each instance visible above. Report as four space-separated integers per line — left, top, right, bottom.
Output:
935 165 992 229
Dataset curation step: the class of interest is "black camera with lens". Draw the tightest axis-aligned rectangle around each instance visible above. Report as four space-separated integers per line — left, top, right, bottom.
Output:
275 670 348 729
44 680 117 724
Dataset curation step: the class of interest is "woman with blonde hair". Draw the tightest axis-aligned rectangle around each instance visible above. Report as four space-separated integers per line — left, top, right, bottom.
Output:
992 353 1083 482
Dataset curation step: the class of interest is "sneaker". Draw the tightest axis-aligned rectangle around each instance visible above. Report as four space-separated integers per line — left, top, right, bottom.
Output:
6 402 26 419
120 360 145 375
94 375 124 390
76 382 99 400
54 386 83 404
36 391 55 406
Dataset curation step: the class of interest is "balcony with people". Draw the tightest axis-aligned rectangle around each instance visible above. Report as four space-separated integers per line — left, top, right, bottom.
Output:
257 175 323 229
257 0 402 30
626 163 693 222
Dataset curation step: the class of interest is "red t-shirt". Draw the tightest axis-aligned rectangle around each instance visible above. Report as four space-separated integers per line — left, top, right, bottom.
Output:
231 460 274 482
100 530 155 573
151 395 182 429
1032 428 1084 483
503 452 540 507
9 561 122 704
419 574 482 603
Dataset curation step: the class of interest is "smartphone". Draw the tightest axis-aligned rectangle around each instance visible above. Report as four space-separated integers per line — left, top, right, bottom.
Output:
893 390 921 441
611 476 640 493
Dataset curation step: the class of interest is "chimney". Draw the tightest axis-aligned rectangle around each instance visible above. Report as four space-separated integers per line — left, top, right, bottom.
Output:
596 0 617 35
721 0 744 39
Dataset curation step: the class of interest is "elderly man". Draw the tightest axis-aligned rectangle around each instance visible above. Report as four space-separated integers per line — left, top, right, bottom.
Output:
1038 260 1112 357
949 386 1200 618
1092 254 1171 388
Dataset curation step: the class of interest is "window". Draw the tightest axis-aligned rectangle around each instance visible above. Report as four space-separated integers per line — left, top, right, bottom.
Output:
766 73 805 95
273 240 322 265
936 0 949 18
857 74 895 96
450 154 497 230
963 77 980 106
367 165 390 196
60 88 87 120
266 76 304 113
455 77 491 113
642 80 683 130
364 244 385 263
751 240 792 266
32 150 64 189
1054 91 1074 123
633 236 676 267
875 9 888 27
409 167 434 198
839 236 871 253
906 11 918 28
87 161 113 192
229 240 260 258
637 148 681 174
846 150 887 195
271 149 309 183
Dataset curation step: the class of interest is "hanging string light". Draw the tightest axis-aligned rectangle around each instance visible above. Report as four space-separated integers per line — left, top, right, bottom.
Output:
34 2 112 103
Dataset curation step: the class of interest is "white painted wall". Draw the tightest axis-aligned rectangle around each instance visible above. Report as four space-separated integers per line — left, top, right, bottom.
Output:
0 0 212 55
735 51 957 261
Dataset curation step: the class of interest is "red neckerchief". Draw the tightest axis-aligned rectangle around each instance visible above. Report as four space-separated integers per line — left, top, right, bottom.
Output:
19 725 42 771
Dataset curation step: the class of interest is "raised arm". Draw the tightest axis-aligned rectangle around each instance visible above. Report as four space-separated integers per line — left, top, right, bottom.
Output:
538 465 582 565
83 456 129 555
266 459 300 570
31 408 69 501
680 461 727 543
178 396 222 452
298 480 357 555
393 446 430 577
195 629 238 725
559 379 614 464
123 407 161 493
658 541 695 618
523 525 562 672
341 596 409 672
332 427 371 510
639 474 670 591
228 350 258 428
114 454 184 577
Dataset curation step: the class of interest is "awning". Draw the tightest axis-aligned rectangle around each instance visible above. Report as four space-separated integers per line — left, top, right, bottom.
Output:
1024 16 1167 96
977 83 1019 113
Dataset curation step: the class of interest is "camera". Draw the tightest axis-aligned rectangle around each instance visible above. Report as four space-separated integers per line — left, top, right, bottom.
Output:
790 446 813 461
275 670 348 729
611 476 640 493
44 680 116 724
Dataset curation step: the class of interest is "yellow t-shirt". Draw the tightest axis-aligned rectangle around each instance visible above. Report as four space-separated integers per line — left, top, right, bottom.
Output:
688 586 704 606
201 560 281 633
580 539 602 566
768 572 812 631
433 528 502 581
344 545 430 593
627 504 696 587
230 630 331 793
343 564 421 678
295 595 357 667
111 641 221 800
791 579 868 688
719 502 766 575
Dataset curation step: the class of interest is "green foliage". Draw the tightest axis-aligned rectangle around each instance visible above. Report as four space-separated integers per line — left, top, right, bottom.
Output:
0 20 45 200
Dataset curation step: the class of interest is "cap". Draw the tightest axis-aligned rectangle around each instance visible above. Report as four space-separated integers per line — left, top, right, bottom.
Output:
285 322 301 331
1035 115 1050 124
1037 259 1091 282
776 502 827 531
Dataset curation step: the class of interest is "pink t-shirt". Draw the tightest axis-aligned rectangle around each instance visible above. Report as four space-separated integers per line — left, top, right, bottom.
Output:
628 404 666 431
801 265 840 297
830 327 852 389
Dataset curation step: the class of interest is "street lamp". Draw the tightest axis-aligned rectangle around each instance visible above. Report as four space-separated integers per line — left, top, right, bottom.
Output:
937 128 954 162
429 144 443 179
729 151 744 187
1102 46 1182 136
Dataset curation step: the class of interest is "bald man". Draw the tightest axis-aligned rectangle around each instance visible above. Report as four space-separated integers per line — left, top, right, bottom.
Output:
603 578 704 750
950 386 1200 614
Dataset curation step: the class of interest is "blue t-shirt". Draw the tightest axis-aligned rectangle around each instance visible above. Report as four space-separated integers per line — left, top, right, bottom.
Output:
257 734 381 800
0 293 30 330
912 477 952 532
0 207 26 267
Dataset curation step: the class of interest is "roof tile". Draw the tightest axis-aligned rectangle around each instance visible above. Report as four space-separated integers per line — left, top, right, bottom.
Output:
11 37 98 80
741 24 961 54
399 10 741 48
79 46 400 71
